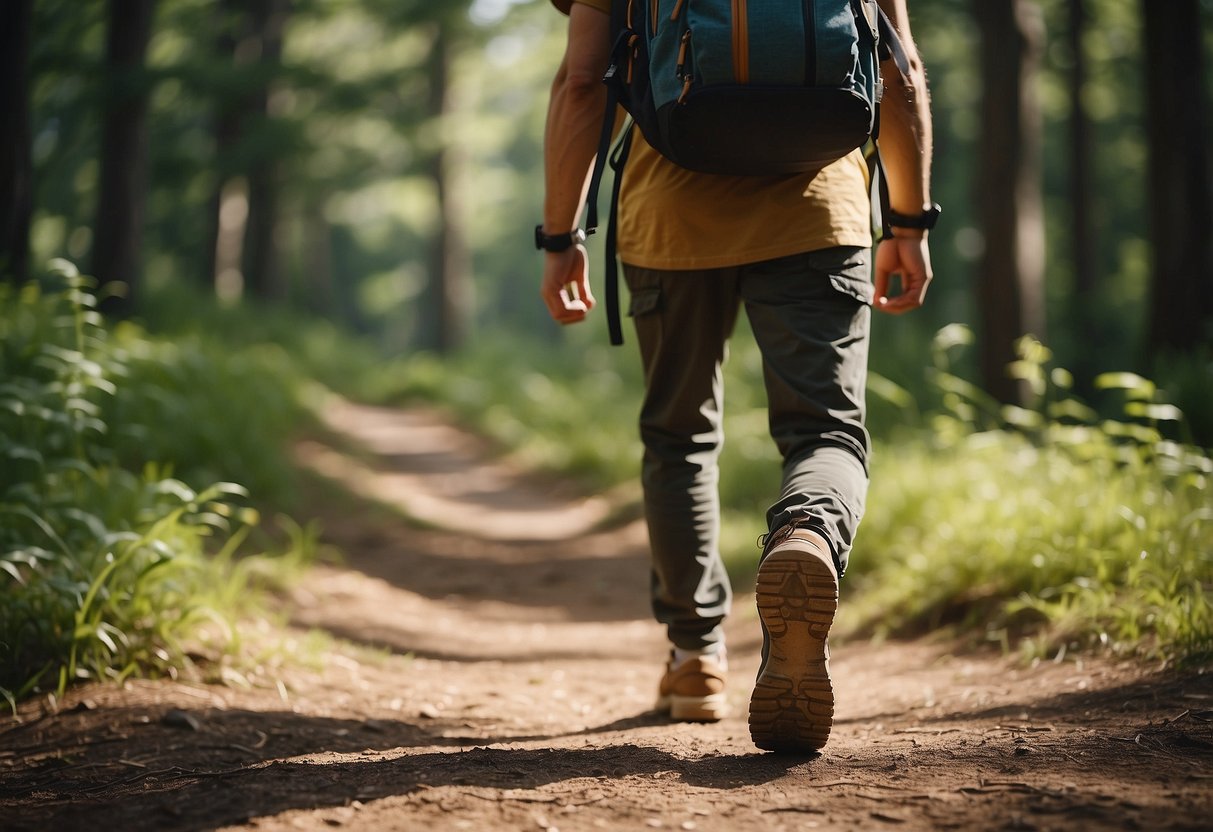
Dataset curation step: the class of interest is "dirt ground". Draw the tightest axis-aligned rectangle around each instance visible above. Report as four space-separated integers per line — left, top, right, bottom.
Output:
3 399 1211 831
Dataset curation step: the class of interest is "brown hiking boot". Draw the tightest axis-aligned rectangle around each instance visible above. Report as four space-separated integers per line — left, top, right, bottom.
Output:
655 654 729 722
748 525 839 753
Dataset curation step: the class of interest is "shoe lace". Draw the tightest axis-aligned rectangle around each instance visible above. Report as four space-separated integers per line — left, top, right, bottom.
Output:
756 522 797 554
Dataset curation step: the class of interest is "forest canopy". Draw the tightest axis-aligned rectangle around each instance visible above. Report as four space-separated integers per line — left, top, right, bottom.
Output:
2 0 1212 429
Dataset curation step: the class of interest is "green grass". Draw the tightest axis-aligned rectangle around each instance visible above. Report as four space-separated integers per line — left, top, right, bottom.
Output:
6 262 1206 709
849 422 1211 659
845 332 1212 663
135 279 391 408
377 320 1212 665
0 264 320 707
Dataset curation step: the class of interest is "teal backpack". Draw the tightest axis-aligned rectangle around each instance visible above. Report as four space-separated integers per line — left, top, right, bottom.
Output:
584 0 910 344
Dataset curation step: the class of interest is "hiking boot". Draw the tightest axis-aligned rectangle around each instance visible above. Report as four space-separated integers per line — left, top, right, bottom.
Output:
748 525 839 753
656 653 729 722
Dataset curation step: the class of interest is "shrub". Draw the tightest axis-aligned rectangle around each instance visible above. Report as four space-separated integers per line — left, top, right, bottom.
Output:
0 264 311 707
845 328 1213 663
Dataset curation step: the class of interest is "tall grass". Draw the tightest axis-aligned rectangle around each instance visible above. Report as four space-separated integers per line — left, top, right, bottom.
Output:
843 327 1212 663
0 264 316 707
379 320 1211 664
28 269 1196 668
136 279 389 407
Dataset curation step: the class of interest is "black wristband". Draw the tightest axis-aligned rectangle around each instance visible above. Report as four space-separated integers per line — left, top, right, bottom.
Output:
885 203 942 231
535 225 588 252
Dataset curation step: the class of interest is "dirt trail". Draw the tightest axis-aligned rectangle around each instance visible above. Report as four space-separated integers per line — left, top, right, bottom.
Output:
3 398 1212 831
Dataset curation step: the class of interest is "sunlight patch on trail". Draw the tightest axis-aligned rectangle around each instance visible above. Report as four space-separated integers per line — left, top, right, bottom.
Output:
296 398 615 542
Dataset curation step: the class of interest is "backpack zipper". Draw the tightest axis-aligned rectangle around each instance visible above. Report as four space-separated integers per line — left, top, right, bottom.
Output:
732 0 749 83
676 29 693 102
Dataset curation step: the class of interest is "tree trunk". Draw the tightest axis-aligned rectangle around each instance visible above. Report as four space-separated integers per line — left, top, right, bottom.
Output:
974 0 1047 405
242 0 290 302
1142 0 1213 354
0 0 34 285
1068 0 1095 301
421 22 471 354
91 0 156 315
204 0 244 293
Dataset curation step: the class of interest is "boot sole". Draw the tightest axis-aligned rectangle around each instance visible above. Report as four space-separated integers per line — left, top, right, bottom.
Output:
748 546 838 753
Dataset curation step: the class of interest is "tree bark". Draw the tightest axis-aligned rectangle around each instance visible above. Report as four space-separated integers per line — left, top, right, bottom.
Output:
242 0 290 301
92 0 156 315
974 0 1047 405
422 21 470 353
204 0 244 293
1068 0 1095 301
0 0 35 285
1142 0 1213 354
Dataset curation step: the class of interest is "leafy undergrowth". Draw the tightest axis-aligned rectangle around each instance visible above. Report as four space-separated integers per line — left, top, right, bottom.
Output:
385 323 1212 666
0 265 320 708
5 264 1205 712
841 328 1212 664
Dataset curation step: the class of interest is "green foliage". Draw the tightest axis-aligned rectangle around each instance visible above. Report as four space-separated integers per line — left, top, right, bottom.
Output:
382 328 645 490
0 264 315 706
845 328 1213 664
135 278 386 408
381 321 1211 664
1149 346 1213 449
25 0 1213 381
16 0 1212 682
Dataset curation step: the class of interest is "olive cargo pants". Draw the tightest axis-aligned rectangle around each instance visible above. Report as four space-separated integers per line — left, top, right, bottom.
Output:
624 246 872 652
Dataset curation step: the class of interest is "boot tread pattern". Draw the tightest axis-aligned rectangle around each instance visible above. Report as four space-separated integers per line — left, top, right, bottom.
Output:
748 547 839 753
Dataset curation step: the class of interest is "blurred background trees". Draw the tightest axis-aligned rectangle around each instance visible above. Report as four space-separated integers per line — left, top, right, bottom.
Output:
1141 0 1213 358
0 0 35 286
974 0 1047 405
1 0 1211 435
91 0 155 316
4 0 1212 697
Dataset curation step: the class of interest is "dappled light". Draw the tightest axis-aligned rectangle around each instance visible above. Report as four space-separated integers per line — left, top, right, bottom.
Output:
2 0 1211 829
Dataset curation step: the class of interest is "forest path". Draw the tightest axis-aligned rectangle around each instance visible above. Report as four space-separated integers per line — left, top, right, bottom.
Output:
3 398 1211 831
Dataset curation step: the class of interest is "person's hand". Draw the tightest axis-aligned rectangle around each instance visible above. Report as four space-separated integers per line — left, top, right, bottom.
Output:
874 234 933 314
540 244 596 325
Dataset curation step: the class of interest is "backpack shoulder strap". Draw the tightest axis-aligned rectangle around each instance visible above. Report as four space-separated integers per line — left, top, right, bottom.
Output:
586 4 637 345
877 7 912 77
585 14 633 235
585 75 621 234
602 123 633 346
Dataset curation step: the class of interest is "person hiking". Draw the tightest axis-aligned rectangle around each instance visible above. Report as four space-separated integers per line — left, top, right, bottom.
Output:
537 0 936 753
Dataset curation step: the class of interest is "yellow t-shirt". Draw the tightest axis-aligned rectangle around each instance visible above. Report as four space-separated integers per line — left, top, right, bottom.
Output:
555 0 873 270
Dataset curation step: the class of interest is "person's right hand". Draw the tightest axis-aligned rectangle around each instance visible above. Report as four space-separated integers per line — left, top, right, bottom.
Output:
874 234 933 314
540 245 596 325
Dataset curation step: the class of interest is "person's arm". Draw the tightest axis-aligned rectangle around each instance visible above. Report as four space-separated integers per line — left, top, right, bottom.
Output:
539 3 610 325
873 0 935 314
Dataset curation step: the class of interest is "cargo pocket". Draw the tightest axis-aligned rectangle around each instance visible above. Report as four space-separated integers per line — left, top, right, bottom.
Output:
828 271 874 306
629 286 662 318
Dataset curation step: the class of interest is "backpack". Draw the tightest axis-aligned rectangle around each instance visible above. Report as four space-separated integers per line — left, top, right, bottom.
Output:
583 0 910 344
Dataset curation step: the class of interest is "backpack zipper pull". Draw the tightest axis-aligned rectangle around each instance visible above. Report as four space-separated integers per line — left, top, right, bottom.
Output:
675 29 692 78
675 29 693 103
627 33 640 84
